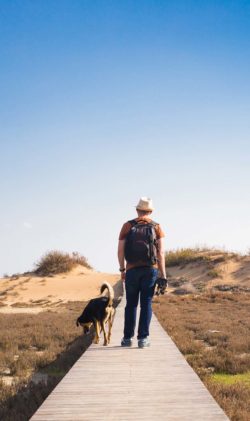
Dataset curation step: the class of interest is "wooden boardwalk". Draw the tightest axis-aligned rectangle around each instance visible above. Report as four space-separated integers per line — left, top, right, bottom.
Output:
31 297 228 420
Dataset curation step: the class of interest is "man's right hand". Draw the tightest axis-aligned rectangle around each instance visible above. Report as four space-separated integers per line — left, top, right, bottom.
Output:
121 271 126 281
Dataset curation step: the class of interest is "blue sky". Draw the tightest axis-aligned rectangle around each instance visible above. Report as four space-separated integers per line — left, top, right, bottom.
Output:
1 0 250 275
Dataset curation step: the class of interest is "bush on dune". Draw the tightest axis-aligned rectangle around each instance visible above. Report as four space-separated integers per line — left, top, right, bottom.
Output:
165 247 210 267
35 251 92 276
164 247 236 267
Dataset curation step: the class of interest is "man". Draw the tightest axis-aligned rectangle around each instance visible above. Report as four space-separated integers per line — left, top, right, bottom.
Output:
118 197 166 348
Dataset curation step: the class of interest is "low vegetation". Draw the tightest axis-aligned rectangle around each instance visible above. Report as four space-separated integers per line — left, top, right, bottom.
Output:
153 291 250 421
207 268 222 278
35 250 92 276
165 247 210 266
0 301 92 420
165 247 235 267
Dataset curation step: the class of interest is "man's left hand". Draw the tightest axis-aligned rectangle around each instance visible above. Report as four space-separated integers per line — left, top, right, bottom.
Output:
155 277 168 295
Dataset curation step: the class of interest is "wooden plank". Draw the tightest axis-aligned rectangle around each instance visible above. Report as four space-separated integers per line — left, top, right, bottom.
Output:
31 297 229 420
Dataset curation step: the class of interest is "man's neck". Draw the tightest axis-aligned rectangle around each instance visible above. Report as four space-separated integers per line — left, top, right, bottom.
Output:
136 215 151 220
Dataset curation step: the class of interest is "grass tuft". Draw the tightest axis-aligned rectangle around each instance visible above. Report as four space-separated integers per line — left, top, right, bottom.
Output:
211 372 250 386
207 269 222 278
165 247 211 267
35 251 92 276
165 247 237 268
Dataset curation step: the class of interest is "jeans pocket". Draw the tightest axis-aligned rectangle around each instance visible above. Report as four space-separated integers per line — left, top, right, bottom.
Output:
143 268 158 288
151 268 158 281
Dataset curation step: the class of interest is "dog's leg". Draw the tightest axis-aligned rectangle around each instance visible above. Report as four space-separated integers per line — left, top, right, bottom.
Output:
107 309 115 344
100 320 108 346
107 317 112 344
93 320 100 344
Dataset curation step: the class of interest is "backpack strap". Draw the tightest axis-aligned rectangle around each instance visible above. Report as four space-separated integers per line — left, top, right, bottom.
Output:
128 219 138 226
149 220 158 226
128 219 158 226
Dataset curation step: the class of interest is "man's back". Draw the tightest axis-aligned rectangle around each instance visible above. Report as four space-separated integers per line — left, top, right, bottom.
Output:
119 215 165 270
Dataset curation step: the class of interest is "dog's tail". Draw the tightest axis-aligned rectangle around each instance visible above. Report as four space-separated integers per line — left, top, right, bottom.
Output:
100 282 114 306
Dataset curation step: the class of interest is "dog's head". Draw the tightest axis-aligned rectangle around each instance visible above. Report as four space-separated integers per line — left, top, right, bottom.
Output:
76 320 93 334
82 322 92 334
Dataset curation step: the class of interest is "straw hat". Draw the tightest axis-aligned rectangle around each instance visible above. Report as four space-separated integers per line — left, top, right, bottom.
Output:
136 197 154 211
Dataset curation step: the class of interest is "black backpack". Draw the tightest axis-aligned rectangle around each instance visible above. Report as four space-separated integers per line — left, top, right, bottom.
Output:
124 220 158 265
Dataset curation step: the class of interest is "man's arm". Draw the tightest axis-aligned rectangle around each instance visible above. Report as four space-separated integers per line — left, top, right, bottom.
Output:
118 239 126 280
157 237 166 278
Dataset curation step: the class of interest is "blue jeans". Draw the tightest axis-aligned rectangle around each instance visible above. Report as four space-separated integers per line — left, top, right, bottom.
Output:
124 266 158 340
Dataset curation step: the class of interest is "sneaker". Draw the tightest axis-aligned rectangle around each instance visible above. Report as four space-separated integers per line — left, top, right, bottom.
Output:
138 338 150 348
121 337 133 347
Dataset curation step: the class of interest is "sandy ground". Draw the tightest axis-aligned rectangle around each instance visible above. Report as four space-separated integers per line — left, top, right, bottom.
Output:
167 255 250 290
0 266 120 313
1 253 249 312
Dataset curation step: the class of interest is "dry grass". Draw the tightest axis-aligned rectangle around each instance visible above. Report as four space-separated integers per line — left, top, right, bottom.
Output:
207 268 222 278
0 301 88 420
0 303 82 373
35 250 92 276
208 381 250 421
165 247 236 267
153 292 250 420
165 247 210 267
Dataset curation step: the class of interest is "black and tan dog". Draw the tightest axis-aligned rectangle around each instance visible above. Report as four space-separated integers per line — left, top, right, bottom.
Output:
76 282 115 346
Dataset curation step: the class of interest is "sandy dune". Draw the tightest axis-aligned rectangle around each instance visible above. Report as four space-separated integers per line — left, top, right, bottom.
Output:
167 254 250 291
1 252 249 311
0 266 121 313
